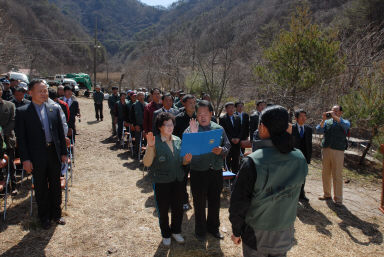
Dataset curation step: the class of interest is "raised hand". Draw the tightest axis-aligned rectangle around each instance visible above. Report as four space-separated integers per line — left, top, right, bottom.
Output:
189 118 198 133
183 153 192 163
147 132 155 147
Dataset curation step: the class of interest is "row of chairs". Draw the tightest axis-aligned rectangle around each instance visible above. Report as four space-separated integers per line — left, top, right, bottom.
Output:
0 134 75 222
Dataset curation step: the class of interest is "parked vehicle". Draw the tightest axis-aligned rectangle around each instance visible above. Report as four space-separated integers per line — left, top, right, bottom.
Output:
8 71 29 84
62 78 80 96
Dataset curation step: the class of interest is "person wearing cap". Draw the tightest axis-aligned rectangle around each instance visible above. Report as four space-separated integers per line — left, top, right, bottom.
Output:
11 86 30 108
1 80 13 101
108 86 119 136
93 85 104 121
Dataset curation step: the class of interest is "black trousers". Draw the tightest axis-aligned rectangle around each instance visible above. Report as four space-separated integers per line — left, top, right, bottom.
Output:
190 169 223 236
183 168 190 205
153 180 184 238
33 145 62 223
227 143 241 173
94 103 103 120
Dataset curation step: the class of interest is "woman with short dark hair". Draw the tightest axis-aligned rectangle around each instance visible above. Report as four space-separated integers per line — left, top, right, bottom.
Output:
143 112 192 246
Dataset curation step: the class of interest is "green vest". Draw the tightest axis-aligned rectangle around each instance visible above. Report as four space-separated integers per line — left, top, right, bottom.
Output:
190 121 225 171
150 135 185 183
321 119 348 151
245 146 308 231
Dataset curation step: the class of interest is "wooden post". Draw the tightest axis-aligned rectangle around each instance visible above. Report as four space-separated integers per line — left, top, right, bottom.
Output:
380 144 384 214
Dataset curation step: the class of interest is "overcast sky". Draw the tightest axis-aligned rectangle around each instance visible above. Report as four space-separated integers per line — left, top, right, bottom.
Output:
140 0 178 7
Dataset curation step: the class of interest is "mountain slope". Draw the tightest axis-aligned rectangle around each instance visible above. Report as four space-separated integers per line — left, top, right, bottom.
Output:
0 0 93 75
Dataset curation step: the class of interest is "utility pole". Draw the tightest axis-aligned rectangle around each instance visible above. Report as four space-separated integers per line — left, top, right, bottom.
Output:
93 16 97 90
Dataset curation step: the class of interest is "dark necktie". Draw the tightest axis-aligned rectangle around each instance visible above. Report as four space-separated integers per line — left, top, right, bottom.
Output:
300 126 304 138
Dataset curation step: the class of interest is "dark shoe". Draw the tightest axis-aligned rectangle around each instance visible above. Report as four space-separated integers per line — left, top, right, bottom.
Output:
101 118 103 121
318 196 332 201
55 217 66 225
42 220 51 230
299 195 309 203
195 233 206 242
97 118 99 121
208 231 224 240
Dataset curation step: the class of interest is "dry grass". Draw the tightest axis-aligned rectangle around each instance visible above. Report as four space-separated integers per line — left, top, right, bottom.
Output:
1 98 383 257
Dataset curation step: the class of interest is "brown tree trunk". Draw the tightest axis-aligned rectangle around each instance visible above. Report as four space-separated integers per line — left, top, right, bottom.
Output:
359 128 377 165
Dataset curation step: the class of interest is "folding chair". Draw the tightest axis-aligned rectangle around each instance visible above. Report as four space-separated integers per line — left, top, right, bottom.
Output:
68 136 75 185
223 158 236 189
63 137 73 210
126 126 134 158
13 157 25 184
0 154 10 221
70 133 75 168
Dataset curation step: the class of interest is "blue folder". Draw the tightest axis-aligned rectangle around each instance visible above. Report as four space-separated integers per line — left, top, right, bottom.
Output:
180 129 223 156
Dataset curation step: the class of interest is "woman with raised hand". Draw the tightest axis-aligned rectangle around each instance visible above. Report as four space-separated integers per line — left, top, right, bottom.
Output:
143 112 192 247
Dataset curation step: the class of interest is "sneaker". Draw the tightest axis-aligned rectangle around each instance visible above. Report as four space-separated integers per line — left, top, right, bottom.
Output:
162 237 171 246
172 233 185 244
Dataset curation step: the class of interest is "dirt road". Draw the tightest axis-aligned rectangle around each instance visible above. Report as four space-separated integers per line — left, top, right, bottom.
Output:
1 98 383 256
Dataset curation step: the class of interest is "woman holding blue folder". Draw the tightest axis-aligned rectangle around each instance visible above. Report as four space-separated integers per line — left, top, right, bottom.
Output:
143 112 192 246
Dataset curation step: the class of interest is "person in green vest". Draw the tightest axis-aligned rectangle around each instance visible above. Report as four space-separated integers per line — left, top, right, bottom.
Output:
185 100 231 241
229 105 308 257
143 112 192 246
108 86 119 136
93 85 104 121
316 105 350 206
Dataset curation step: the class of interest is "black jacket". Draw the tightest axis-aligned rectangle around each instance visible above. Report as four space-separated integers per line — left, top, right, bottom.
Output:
15 102 67 164
219 114 242 141
174 111 196 139
292 123 312 164
236 112 250 140
249 112 261 141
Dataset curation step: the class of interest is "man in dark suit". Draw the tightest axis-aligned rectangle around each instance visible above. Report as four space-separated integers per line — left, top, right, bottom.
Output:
249 100 266 141
219 102 242 173
152 93 179 134
61 85 80 142
16 80 67 229
235 101 249 153
292 109 312 202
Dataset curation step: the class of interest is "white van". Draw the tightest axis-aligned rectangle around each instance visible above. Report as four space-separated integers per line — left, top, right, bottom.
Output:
8 71 29 84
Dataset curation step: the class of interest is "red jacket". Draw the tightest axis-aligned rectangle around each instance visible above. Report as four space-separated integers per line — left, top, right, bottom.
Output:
58 99 70 122
143 101 161 133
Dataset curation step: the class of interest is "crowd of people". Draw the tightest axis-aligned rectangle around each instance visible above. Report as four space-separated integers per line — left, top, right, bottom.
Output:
0 77 351 256
92 86 350 256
